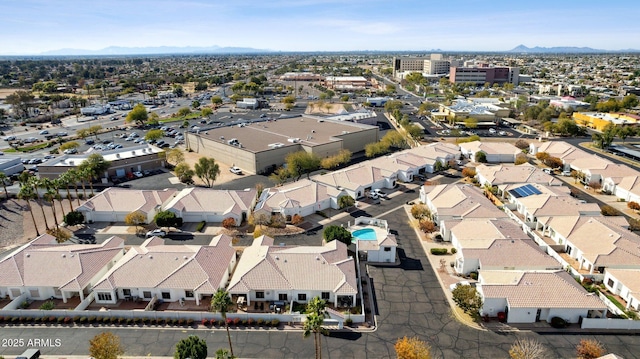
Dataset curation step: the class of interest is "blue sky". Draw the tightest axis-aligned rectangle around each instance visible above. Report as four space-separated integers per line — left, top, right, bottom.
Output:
1 0 639 54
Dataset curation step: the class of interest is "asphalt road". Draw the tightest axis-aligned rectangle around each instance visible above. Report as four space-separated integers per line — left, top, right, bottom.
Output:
2 179 640 358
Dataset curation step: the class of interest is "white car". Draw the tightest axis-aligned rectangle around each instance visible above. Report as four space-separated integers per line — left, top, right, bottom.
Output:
371 189 386 197
498 131 506 136
145 229 166 238
488 128 497 134
3 136 16 141
367 192 379 200
39 130 49 135
133 171 144 178
229 166 242 175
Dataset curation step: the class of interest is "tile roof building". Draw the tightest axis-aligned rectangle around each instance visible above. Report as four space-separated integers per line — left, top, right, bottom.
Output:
459 141 521 163
93 235 236 305
479 270 607 323
0 234 124 303
228 236 357 308
77 188 177 223
164 188 256 225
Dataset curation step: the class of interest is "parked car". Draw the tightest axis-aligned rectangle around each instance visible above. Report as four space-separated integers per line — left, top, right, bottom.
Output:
371 189 386 197
543 168 553 174
146 229 166 238
133 171 144 178
63 148 77 154
229 166 243 175
367 192 379 200
3 136 16 141
84 139 95 145
488 128 497 134
38 130 49 135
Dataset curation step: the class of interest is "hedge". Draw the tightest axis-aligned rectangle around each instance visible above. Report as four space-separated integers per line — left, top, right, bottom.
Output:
195 221 206 232
430 248 448 255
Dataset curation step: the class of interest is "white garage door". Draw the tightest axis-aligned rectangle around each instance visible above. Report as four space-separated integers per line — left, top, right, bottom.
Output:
181 213 204 223
92 212 116 222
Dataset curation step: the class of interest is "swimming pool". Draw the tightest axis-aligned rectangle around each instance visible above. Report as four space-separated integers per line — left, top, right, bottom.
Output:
352 228 377 241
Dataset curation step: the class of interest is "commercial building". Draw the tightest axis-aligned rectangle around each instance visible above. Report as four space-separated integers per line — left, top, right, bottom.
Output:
449 66 519 85
573 112 640 131
38 144 166 180
186 116 378 174
324 76 369 91
393 54 461 79
0 156 25 176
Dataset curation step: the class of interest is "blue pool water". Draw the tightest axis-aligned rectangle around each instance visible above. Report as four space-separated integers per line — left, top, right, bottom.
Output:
352 228 377 241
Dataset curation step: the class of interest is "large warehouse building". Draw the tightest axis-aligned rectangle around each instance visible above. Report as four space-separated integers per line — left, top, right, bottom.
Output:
186 116 379 174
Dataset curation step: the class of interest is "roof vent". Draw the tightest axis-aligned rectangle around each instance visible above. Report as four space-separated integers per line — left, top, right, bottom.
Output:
275 256 279 260
316 256 320 260
26 253 30 258
132 151 135 155
149 255 153 259
116 154 120 158
62 254 66 258
184 256 188 260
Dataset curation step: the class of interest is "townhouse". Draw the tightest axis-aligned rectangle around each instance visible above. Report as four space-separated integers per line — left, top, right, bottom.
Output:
459 141 520 163
475 163 563 198
0 234 125 303
163 188 256 225
227 236 358 308
93 235 237 306
478 270 607 323
77 188 178 223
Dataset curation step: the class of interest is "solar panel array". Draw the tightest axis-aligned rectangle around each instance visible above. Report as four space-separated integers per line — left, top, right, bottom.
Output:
509 184 542 198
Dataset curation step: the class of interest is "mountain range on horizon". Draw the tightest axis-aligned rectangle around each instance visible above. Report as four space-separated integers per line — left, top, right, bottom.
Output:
508 44 640 53
2 44 640 56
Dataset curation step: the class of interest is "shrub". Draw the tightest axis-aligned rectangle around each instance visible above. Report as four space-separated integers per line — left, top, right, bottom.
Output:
64 211 85 226
419 218 437 233
241 319 248 326
451 248 457 254
233 317 240 326
410 204 431 219
257 318 264 326
430 248 448 255
177 319 185 326
550 316 568 328
218 319 225 327
462 167 476 178
222 217 236 229
88 316 96 324
79 317 87 324
576 339 605 359
345 318 353 327
186 319 194 327
601 204 622 216
247 318 254 326
195 221 206 232
291 214 304 225
469 272 478 280
514 139 530 150
39 300 55 310
201 319 209 327
226 317 233 326
63 317 72 325
270 319 279 327
514 153 528 165
628 201 640 210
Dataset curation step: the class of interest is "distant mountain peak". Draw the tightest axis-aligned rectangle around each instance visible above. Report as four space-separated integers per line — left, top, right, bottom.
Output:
507 44 608 53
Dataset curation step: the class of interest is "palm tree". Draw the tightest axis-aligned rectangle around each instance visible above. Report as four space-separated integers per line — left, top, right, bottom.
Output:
42 178 60 230
30 177 50 231
77 167 89 200
57 173 74 212
0 171 8 200
79 153 111 197
65 168 81 207
211 289 234 357
18 182 39 236
303 297 328 359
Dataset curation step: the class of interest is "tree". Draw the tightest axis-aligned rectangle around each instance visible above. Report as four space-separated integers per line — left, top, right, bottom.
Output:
194 157 221 188
303 297 328 359
191 100 201 109
59 141 80 152
451 284 483 318
125 103 148 126
176 107 191 117
201 107 213 117
394 336 432 359
214 349 235 359
211 289 234 357
419 219 436 233
268 167 290 185
622 94 639 109
78 153 111 196
89 332 124 359
147 112 160 126
173 85 184 97
174 335 208 359
320 149 351 169
616 126 635 143
323 225 352 246
5 90 35 118
535 152 550 162
174 163 195 184
464 117 478 129
154 210 183 230
145 129 164 142
166 148 185 165
474 151 487 163
461 168 476 178
29 177 50 231
211 96 223 107
124 211 146 230
509 338 547 359
0 172 8 200
222 217 236 229
514 139 530 150
87 125 103 139
514 153 528 165
384 100 404 113
64 211 85 226
381 130 407 149
576 339 604 359
285 151 321 181
18 181 40 236
338 195 355 209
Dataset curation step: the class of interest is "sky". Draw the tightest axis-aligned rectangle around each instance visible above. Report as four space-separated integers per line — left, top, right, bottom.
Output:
2 0 640 55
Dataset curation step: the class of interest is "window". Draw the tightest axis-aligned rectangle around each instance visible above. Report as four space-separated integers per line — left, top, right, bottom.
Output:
298 293 307 301
143 291 152 299
98 292 112 301
384 247 391 252
123 289 131 296
29 289 39 298
321 292 330 300
256 291 265 299
162 292 171 300
608 278 615 288
185 290 194 298
10 289 21 297
278 293 288 301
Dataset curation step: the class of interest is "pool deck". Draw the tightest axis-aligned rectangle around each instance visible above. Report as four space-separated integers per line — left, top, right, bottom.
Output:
350 224 388 249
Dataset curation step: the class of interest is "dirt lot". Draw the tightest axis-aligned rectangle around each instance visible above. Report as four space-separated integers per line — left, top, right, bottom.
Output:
181 150 245 186
0 88 18 100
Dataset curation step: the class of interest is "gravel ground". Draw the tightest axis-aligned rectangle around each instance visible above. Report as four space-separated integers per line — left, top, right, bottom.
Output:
0 198 76 252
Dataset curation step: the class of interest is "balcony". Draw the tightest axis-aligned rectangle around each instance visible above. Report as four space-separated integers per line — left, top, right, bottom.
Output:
558 253 599 275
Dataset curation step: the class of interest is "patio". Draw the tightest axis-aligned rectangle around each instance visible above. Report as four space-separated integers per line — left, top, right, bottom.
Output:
27 297 82 310
559 253 596 275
